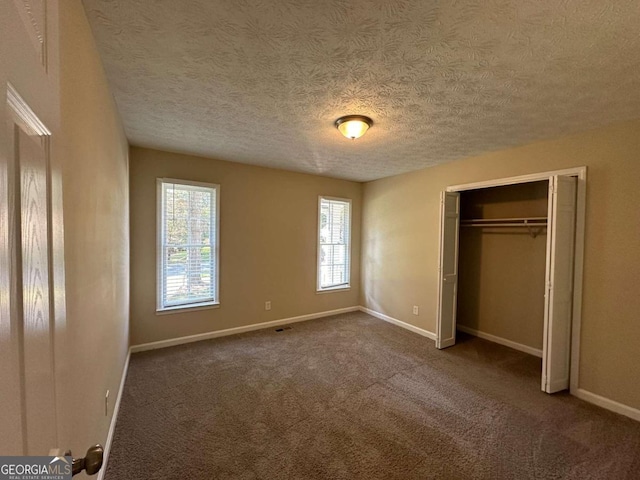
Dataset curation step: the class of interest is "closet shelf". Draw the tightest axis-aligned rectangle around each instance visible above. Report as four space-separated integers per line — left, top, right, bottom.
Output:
460 217 547 238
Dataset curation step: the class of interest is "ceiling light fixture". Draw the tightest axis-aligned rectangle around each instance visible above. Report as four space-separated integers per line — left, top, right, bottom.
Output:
335 115 373 140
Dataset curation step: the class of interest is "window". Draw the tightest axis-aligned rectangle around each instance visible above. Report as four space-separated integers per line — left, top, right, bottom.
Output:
157 179 219 311
317 196 351 291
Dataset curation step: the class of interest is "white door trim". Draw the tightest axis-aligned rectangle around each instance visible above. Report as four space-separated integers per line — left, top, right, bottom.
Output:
443 166 587 395
445 167 586 193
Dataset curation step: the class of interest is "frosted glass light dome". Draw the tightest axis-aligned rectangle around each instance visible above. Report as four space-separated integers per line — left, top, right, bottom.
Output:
335 115 373 139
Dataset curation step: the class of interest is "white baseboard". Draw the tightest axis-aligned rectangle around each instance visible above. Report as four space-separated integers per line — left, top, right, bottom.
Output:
456 325 543 358
130 306 360 353
574 388 640 422
359 306 437 341
97 349 131 480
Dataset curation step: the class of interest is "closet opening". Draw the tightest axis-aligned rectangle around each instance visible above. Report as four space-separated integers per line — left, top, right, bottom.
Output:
436 168 586 394
457 181 549 360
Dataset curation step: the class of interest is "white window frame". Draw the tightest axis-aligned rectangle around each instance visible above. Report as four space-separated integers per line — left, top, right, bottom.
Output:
156 178 220 313
317 196 352 293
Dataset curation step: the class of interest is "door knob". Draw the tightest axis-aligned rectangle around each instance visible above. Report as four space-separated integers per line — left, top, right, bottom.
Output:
65 445 104 476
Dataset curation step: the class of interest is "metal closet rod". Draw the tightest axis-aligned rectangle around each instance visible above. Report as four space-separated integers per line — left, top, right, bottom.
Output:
460 217 547 238
460 216 547 227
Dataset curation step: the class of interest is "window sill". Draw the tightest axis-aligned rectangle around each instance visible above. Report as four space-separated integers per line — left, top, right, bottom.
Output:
316 286 351 294
156 302 220 315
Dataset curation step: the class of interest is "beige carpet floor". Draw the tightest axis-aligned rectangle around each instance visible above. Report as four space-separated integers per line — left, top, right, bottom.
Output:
105 312 640 479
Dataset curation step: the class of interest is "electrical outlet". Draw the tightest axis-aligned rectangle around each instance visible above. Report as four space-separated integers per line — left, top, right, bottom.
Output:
265 301 271 311
105 390 110 416
413 306 419 315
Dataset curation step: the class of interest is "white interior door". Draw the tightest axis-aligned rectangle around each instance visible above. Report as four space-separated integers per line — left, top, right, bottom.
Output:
436 191 460 349
542 175 577 393
1 1 62 455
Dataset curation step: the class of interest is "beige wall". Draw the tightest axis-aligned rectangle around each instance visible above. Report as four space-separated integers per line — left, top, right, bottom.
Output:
362 119 640 410
457 183 548 350
130 147 361 345
57 1 130 459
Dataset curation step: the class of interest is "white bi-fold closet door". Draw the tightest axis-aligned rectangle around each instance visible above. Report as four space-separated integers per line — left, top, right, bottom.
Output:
436 174 578 394
542 175 577 393
435 192 460 350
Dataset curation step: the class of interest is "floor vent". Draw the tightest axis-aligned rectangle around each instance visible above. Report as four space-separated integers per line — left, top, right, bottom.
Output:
275 326 293 332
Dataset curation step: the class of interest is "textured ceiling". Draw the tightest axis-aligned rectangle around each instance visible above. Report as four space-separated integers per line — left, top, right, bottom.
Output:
82 0 640 182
